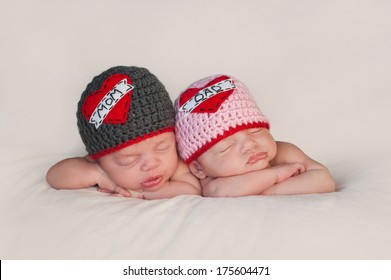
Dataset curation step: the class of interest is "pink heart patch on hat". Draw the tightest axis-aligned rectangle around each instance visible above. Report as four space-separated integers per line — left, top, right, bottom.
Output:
82 73 134 129
178 75 235 115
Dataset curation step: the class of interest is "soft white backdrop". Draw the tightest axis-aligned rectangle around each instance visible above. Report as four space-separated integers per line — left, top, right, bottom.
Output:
1 0 390 163
1 0 391 260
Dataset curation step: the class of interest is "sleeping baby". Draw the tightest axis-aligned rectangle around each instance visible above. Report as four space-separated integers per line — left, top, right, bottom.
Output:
46 66 201 199
174 74 336 197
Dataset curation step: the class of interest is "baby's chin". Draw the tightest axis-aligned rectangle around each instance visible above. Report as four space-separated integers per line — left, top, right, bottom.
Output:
244 161 270 173
219 164 268 177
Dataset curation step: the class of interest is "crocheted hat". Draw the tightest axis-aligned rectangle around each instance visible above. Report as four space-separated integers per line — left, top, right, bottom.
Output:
175 74 270 163
77 66 175 159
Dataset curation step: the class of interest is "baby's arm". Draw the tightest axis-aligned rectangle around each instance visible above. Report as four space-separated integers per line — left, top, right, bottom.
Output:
261 142 336 195
202 162 304 198
46 156 137 198
143 159 201 200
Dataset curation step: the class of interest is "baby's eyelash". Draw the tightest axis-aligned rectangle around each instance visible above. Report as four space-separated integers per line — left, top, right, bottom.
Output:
156 143 172 152
219 145 233 153
117 156 139 166
250 128 263 134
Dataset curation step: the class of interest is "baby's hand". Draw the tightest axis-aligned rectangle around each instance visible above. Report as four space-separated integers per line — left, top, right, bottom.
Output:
124 189 144 199
290 162 306 176
97 187 144 199
275 162 306 183
96 168 143 199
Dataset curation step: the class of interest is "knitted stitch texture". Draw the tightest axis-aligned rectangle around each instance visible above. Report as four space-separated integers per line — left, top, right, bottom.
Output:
77 66 175 159
175 74 270 163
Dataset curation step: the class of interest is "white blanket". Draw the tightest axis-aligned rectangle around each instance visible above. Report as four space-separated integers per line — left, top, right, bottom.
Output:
1 0 391 259
1 148 391 259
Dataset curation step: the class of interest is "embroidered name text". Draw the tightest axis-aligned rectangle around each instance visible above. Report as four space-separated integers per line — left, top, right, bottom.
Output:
89 79 134 128
179 78 235 115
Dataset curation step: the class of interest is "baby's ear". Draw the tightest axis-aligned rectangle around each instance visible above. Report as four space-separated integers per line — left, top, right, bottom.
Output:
188 160 207 179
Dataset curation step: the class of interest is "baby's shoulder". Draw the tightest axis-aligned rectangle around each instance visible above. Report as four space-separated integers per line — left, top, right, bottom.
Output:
171 158 197 183
171 158 201 191
274 141 330 173
273 141 307 163
276 141 302 152
173 158 191 177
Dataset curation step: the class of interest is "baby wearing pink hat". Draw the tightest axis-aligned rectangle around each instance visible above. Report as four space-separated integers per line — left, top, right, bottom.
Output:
175 74 336 197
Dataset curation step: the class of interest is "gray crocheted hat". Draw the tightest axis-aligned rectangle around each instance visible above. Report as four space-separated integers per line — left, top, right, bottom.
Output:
77 66 175 159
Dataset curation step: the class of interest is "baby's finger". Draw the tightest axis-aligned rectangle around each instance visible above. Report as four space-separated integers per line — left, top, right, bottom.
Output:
127 190 144 199
113 186 132 197
106 183 131 197
97 188 114 194
98 187 130 197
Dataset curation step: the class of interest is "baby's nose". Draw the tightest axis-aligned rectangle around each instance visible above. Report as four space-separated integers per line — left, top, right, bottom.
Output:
140 155 160 171
240 138 256 153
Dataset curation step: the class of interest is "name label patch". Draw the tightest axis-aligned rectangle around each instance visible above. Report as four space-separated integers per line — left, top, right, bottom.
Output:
89 79 133 128
81 73 134 129
179 77 235 115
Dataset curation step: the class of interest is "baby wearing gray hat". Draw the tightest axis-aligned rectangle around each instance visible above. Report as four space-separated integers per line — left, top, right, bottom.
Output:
47 66 200 199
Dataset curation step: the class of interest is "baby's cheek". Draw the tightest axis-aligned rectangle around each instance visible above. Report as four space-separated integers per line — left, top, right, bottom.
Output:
113 172 140 191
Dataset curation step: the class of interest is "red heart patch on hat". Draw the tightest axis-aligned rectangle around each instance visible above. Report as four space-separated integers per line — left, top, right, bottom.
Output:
178 75 235 115
82 73 134 129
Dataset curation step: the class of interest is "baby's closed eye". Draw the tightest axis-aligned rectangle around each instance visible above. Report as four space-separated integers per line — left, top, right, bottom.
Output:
155 142 173 152
117 156 139 167
218 144 233 154
248 128 264 134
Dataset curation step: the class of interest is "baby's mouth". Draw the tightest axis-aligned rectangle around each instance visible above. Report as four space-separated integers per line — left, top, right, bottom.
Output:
141 176 163 188
247 152 268 164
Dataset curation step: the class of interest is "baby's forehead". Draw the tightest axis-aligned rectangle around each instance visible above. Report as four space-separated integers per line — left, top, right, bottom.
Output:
112 131 176 156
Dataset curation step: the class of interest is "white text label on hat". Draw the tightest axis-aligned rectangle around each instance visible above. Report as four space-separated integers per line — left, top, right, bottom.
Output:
89 79 134 129
179 78 235 115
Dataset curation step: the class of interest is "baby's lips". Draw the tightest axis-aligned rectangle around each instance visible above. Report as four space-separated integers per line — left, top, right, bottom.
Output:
141 176 163 189
247 152 268 164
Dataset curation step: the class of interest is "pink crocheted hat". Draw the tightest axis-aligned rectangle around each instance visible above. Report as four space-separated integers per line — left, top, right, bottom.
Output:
175 74 270 163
